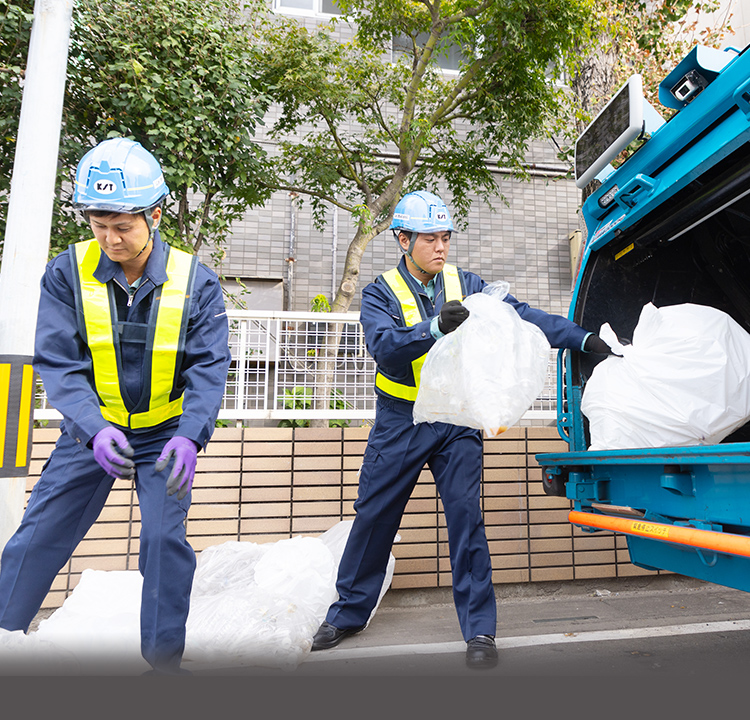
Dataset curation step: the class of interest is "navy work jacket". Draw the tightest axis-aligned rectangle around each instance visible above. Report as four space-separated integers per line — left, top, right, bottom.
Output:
34 231 231 449
360 257 589 404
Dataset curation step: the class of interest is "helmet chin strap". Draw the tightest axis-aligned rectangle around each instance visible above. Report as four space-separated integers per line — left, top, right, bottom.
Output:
136 209 159 257
135 239 151 258
406 251 431 276
400 230 432 277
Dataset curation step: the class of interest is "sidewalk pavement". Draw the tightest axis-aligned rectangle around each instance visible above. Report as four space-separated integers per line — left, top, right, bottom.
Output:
12 574 746 716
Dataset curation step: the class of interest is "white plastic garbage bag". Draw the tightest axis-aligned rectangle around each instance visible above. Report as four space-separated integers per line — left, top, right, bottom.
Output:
34 568 146 673
581 302 750 450
413 281 551 436
22 521 396 673
0 627 83 676
185 535 338 669
183 520 396 670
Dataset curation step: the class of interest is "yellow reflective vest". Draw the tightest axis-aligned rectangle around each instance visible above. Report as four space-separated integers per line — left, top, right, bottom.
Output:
70 239 197 429
374 263 464 402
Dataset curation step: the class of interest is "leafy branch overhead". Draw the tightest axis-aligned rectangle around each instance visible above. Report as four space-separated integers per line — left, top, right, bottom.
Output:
252 0 599 312
62 0 274 257
1 0 273 259
0 0 35 248
2 0 728 281
567 0 732 197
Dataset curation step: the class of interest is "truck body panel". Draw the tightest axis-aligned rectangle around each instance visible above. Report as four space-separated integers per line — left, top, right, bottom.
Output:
536 44 750 589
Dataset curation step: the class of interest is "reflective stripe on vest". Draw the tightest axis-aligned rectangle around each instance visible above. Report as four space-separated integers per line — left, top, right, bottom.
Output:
72 239 195 429
375 263 463 402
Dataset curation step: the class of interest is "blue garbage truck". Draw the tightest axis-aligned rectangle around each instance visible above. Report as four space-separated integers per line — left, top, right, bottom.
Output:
535 43 750 591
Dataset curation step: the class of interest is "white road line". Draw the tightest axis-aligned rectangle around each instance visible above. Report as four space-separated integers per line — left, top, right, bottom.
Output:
302 619 750 662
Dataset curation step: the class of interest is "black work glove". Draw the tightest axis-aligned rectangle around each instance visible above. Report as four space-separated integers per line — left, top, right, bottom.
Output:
584 334 624 356
438 300 470 334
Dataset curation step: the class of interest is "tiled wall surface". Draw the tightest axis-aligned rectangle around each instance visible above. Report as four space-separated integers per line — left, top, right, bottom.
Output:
206 171 580 317
27 426 655 609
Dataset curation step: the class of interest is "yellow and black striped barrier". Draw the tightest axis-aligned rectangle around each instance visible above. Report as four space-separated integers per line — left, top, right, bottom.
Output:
0 355 35 477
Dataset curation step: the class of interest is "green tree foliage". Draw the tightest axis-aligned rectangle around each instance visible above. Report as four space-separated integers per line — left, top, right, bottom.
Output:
615 0 730 105
253 0 599 312
62 0 272 258
572 0 731 131
310 293 332 313
569 0 732 198
2 0 272 259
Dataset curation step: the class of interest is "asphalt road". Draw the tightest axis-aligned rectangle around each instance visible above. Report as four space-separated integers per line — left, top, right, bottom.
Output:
7 575 749 717
190 574 750 678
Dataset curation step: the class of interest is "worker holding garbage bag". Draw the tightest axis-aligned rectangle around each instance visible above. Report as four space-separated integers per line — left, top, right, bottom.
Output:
0 138 231 674
311 190 611 669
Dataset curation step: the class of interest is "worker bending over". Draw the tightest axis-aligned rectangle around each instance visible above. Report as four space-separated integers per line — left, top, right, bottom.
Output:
0 138 231 674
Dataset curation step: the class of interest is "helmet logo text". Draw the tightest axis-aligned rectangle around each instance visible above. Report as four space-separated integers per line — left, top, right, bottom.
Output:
94 180 117 195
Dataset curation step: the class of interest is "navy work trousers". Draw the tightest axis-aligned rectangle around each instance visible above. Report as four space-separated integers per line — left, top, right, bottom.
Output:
0 425 195 671
326 397 497 640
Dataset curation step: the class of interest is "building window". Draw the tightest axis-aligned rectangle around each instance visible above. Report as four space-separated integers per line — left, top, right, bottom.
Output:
275 0 342 15
223 278 285 311
392 32 468 73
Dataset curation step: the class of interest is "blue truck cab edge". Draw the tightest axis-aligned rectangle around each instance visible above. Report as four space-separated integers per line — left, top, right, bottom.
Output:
535 43 750 591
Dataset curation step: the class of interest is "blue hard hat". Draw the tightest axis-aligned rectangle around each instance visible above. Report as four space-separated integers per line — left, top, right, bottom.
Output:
389 191 454 234
73 137 169 213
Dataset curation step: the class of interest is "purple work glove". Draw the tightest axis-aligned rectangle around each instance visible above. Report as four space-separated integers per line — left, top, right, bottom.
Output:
92 426 135 479
155 436 198 500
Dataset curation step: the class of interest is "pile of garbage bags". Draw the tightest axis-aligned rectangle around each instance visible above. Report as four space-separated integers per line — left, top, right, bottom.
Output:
582 302 750 450
0 520 396 673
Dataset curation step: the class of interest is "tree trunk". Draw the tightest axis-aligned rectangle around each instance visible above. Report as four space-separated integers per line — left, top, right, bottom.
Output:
309 224 379 427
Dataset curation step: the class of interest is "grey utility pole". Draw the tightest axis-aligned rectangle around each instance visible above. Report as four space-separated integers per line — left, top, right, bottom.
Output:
0 0 75 552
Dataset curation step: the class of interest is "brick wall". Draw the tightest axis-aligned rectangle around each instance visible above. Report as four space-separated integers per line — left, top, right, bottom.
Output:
26 426 655 609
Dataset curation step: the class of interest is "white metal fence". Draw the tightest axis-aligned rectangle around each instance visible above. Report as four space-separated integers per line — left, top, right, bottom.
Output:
34 310 559 424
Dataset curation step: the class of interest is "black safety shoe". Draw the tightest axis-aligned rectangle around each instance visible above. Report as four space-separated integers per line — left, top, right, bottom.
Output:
466 635 498 669
311 620 367 651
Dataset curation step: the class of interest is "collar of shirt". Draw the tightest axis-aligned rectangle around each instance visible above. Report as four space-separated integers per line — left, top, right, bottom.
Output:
92 229 170 288
416 275 437 302
397 256 438 303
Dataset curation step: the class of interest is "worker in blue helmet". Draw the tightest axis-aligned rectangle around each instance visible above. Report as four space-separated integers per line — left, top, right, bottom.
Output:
311 190 613 669
0 138 231 674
